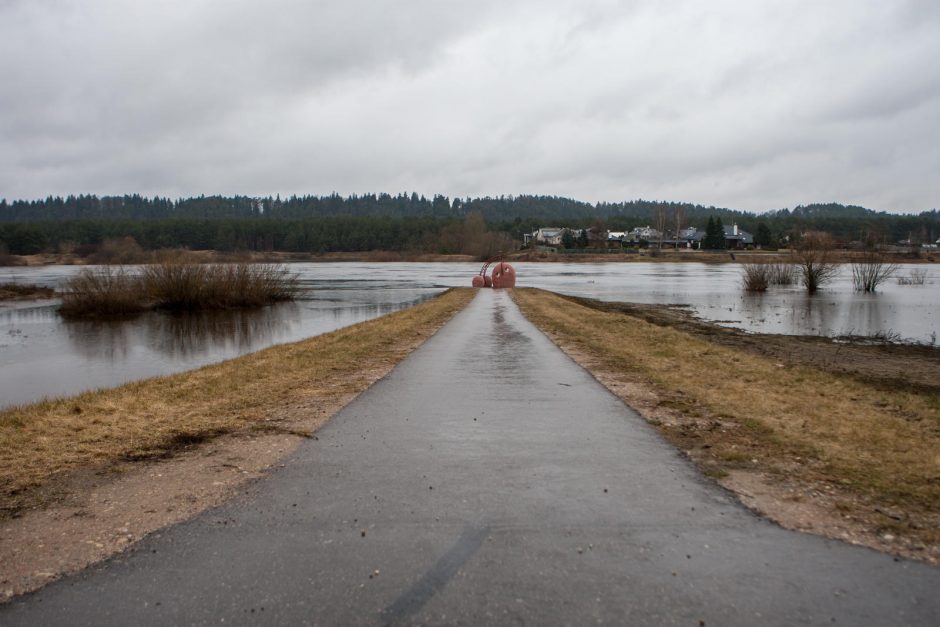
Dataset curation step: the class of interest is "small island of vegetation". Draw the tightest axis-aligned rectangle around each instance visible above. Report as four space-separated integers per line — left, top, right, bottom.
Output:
59 262 299 318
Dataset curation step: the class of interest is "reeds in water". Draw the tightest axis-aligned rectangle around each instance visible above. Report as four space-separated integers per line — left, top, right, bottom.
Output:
897 268 927 286
741 263 770 292
60 263 299 318
144 263 298 309
741 262 798 292
766 263 796 285
60 266 149 317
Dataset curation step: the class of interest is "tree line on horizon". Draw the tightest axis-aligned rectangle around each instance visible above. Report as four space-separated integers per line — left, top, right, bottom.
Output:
1 193 937 256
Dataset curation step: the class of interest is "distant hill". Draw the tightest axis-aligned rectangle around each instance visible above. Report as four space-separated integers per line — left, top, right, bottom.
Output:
1 193 933 225
0 193 937 255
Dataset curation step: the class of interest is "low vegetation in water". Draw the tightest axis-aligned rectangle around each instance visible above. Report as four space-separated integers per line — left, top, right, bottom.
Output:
767 262 797 285
0 288 474 516
59 263 299 318
740 262 797 291
58 266 149 316
143 263 298 309
851 252 899 292
897 268 928 286
793 232 840 294
513 288 940 561
740 263 771 291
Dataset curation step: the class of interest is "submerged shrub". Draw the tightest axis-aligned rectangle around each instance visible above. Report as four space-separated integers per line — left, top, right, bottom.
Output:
851 252 899 292
793 232 840 294
897 269 927 286
60 266 148 317
144 263 299 309
767 263 796 285
59 263 299 318
741 264 770 292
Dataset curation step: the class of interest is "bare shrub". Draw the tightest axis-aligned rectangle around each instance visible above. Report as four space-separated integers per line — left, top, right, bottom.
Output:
767 263 796 285
436 212 519 259
143 263 209 309
152 248 201 264
60 263 299 318
851 252 899 292
60 267 148 317
793 232 840 294
897 268 928 286
143 263 299 309
741 263 770 291
90 237 149 264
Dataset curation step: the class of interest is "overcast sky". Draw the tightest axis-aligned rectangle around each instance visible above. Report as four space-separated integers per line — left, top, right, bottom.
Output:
2 0 938 213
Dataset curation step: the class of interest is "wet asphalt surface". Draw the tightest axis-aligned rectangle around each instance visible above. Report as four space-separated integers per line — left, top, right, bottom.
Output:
3 289 940 626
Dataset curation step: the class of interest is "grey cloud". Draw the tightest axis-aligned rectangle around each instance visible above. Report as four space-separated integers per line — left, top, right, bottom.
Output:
1 0 938 212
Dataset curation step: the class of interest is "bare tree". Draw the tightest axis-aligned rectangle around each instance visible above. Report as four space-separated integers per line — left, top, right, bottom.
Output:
654 205 667 249
793 231 840 294
437 212 518 259
674 206 685 250
589 218 608 249
851 250 899 292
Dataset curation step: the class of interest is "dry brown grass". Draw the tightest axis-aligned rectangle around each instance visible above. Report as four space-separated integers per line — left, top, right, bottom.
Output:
0 288 474 516
512 288 940 556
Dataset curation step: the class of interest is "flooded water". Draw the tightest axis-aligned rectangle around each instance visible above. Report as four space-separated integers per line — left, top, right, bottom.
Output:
514 262 939 343
1 262 937 408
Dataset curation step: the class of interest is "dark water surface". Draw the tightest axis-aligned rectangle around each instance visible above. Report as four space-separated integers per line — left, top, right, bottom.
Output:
1 262 937 408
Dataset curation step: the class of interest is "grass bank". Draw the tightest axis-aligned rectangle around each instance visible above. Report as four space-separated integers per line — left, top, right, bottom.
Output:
0 288 474 516
512 288 940 561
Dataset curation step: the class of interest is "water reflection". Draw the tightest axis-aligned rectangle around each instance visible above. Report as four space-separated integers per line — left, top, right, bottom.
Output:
1 284 441 408
2 261 937 409
842 296 886 338
62 303 303 361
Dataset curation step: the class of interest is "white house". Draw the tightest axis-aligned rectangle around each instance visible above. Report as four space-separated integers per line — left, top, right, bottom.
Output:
526 227 566 246
630 226 663 242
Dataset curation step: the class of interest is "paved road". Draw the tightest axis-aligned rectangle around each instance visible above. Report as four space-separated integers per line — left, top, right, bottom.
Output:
4 290 939 625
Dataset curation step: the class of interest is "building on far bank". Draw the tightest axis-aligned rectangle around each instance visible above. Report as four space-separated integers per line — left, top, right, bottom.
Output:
524 227 566 246
671 223 753 249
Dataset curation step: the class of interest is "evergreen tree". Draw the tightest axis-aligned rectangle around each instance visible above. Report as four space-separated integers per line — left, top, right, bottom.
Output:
561 229 575 249
755 222 774 248
702 216 715 249
578 229 589 248
714 217 726 249
702 216 726 249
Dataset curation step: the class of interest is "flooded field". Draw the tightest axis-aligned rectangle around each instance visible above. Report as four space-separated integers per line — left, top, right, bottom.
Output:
1 262 937 408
